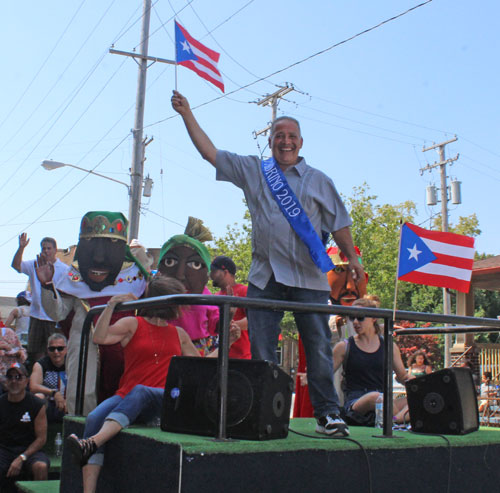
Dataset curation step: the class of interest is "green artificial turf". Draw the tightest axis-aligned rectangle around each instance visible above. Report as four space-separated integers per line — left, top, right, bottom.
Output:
15 480 60 493
67 416 500 454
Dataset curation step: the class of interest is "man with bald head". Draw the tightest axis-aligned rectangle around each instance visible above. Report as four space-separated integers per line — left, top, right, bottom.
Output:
171 91 364 437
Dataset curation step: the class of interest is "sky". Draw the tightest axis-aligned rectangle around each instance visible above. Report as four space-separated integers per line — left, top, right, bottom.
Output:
0 0 499 298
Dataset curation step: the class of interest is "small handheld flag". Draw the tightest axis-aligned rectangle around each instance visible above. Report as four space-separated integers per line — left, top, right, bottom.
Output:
174 21 224 93
397 223 475 293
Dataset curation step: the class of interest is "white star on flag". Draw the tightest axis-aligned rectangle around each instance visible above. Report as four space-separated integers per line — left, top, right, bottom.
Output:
181 40 191 53
407 244 422 261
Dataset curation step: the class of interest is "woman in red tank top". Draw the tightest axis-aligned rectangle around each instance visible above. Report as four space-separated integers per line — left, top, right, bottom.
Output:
66 276 240 492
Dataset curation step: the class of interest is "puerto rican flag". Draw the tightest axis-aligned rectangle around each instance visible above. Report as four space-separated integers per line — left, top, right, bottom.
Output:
397 223 475 293
174 21 224 93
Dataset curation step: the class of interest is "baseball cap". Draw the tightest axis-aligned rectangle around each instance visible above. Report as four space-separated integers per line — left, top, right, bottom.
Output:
6 362 28 377
16 291 32 303
210 256 237 275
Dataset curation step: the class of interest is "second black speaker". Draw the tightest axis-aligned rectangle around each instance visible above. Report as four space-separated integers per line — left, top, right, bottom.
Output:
405 367 479 435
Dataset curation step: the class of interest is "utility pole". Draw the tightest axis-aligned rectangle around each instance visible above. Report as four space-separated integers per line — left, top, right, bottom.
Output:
110 0 175 241
127 0 151 241
421 136 459 368
253 84 295 137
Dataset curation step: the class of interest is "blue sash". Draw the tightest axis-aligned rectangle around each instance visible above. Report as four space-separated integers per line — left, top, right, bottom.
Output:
261 157 334 273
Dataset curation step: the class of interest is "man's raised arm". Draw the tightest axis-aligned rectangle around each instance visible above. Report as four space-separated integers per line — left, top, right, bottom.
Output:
171 90 217 167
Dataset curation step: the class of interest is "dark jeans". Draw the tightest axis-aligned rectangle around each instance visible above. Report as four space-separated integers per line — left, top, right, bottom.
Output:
247 276 340 417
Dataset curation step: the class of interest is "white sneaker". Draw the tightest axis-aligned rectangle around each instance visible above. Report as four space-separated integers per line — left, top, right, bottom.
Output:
316 414 350 437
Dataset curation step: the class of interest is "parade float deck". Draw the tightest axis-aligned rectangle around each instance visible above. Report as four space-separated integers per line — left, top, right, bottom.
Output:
16 417 500 493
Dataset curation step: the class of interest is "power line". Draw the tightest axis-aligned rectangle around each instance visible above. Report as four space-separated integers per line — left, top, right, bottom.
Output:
146 0 434 128
293 86 452 136
140 207 184 227
0 0 118 156
289 100 430 142
0 0 88 133
0 57 129 207
0 0 153 176
1 59 175 227
159 0 263 98
0 133 131 248
187 0 266 88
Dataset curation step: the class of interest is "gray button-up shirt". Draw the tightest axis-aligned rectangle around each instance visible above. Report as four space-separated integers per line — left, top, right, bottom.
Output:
216 150 352 291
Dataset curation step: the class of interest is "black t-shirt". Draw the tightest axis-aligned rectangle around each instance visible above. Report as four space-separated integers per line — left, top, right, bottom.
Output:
344 336 384 393
0 392 44 448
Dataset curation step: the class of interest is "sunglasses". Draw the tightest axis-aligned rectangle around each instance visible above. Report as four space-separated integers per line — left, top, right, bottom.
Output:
348 315 366 322
6 374 25 381
48 346 66 352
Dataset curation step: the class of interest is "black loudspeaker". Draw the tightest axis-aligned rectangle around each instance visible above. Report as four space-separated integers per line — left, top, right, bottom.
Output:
161 356 293 440
405 367 479 435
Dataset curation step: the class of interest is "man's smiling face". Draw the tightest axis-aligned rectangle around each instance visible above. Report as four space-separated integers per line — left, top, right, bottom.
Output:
269 118 303 170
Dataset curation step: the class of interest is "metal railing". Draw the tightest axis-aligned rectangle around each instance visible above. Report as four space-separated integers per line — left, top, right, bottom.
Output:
76 294 500 438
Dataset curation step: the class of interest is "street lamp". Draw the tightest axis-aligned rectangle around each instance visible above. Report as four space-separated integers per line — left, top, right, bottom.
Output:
41 160 130 190
41 160 153 240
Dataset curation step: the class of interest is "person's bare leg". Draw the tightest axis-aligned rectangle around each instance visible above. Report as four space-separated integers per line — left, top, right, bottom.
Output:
31 462 48 480
91 419 123 447
393 397 409 424
82 420 123 493
82 464 102 493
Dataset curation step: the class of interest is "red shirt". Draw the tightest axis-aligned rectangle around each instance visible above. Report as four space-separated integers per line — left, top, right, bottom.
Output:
116 317 181 397
216 284 251 359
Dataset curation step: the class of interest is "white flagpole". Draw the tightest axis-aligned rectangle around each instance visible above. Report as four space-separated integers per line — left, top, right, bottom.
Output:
174 18 178 91
393 221 405 322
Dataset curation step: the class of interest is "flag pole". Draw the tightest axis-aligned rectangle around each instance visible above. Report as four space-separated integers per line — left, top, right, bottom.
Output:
393 221 405 322
174 18 178 91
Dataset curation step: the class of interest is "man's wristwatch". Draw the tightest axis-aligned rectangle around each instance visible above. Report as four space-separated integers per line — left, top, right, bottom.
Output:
51 389 57 398
19 454 27 462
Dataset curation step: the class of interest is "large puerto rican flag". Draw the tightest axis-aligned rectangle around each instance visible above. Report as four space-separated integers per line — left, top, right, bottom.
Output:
174 21 225 93
397 223 475 293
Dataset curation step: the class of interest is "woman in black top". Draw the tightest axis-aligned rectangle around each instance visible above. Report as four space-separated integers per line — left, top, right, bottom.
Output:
333 297 409 426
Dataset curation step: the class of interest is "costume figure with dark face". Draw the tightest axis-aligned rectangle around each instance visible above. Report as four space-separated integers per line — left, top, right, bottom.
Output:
157 218 219 355
293 246 368 418
38 212 147 415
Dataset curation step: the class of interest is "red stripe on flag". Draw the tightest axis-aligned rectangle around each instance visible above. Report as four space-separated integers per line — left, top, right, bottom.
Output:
399 271 471 293
178 60 225 93
432 252 475 270
190 55 222 77
406 223 474 247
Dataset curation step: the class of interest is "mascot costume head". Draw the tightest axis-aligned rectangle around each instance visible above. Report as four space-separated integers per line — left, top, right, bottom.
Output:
157 216 212 294
60 211 148 298
327 246 368 305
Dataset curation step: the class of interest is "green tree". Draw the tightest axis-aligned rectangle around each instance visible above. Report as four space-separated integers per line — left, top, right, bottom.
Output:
432 213 481 237
208 188 490 343
343 184 417 309
208 206 252 286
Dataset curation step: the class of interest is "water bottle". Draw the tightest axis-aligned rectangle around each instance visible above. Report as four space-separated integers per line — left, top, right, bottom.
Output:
55 432 63 457
375 393 383 428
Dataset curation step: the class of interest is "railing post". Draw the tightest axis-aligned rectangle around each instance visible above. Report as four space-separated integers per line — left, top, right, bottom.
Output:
216 302 231 440
75 316 92 416
382 317 394 437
